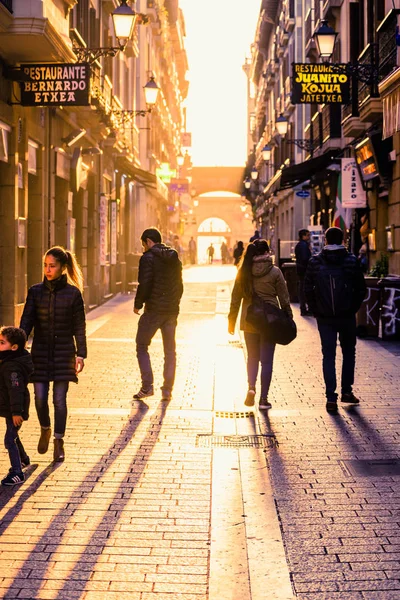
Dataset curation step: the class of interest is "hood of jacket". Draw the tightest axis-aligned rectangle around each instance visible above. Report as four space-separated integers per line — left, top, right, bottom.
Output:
252 254 274 278
321 244 348 265
149 243 180 264
0 349 34 378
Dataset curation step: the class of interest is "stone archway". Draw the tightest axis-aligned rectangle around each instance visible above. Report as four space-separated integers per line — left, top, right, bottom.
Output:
191 166 245 197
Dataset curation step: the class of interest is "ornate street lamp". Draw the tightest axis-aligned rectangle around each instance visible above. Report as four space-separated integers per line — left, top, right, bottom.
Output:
73 0 148 63
262 145 272 162
313 20 338 60
177 153 184 167
244 177 251 189
250 167 258 180
276 114 289 136
112 0 137 48
143 76 160 107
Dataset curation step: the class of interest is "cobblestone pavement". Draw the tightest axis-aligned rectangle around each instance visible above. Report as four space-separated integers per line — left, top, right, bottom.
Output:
1 265 400 599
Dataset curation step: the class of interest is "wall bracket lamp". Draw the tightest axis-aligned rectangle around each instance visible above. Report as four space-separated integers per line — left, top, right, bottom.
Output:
111 77 160 120
73 0 148 64
313 20 378 84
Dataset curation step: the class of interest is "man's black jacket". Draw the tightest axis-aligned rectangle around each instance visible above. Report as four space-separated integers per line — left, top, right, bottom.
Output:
0 350 33 420
304 245 367 320
295 239 311 276
134 244 183 315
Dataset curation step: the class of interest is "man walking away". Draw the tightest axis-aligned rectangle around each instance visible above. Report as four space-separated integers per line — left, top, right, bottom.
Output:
305 227 366 414
295 229 312 316
133 228 183 402
207 243 215 264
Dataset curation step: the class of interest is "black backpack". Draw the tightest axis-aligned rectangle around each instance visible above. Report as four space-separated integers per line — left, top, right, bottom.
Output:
313 259 354 318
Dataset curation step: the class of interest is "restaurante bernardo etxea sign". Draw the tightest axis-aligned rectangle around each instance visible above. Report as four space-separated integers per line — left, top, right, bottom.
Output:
20 63 90 106
291 63 350 104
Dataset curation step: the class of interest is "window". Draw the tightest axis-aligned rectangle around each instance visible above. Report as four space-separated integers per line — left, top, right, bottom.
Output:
0 121 11 163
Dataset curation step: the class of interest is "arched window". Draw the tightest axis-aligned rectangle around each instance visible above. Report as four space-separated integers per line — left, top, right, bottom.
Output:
198 218 231 233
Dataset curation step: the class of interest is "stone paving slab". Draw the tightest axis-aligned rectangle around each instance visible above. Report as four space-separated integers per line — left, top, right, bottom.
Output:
1 265 400 599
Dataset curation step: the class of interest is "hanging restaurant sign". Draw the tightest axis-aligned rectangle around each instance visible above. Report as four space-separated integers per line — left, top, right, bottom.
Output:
20 63 90 106
291 63 350 104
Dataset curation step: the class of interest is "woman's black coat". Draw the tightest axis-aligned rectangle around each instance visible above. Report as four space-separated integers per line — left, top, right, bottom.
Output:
20 275 87 383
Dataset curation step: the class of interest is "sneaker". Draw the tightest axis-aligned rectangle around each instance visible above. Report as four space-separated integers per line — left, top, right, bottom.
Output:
53 439 65 463
244 389 255 407
8 456 30 474
38 427 51 454
259 398 272 410
133 385 154 399
21 456 30 469
326 400 338 414
161 389 172 401
341 392 360 404
1 471 24 486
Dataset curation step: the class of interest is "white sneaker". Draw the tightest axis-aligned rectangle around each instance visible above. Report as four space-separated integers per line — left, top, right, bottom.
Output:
244 389 255 407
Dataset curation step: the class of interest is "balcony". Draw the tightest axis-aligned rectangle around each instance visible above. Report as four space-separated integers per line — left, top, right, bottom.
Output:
321 104 342 149
305 9 317 59
378 9 400 83
0 0 75 62
342 75 365 138
0 0 12 12
358 43 382 122
322 0 343 19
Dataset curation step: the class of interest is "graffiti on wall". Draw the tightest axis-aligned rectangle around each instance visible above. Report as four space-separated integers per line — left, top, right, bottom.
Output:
382 288 400 337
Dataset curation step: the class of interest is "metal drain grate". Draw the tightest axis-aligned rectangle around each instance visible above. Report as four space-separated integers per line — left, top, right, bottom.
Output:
341 459 400 477
196 434 278 448
214 411 253 418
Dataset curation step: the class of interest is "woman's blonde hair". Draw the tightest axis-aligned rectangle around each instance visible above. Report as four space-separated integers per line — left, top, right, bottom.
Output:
45 246 84 293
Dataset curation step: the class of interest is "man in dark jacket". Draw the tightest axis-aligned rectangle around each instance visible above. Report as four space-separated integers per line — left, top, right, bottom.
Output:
305 227 366 414
295 229 312 316
133 227 183 401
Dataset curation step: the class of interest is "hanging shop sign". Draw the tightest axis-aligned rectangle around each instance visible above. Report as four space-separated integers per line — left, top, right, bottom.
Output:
169 178 189 193
291 63 350 104
20 63 90 106
340 158 366 208
354 137 379 183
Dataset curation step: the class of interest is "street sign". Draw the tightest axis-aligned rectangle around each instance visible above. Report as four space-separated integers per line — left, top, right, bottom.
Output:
169 178 189 193
181 132 192 147
295 190 310 198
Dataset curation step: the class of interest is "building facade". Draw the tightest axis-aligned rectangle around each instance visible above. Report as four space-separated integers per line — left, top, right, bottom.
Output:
0 0 188 324
245 0 400 274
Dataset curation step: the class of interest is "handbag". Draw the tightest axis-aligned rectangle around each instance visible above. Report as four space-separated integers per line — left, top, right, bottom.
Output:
246 292 297 345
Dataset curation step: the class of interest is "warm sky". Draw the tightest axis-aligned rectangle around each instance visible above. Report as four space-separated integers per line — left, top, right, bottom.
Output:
179 0 261 168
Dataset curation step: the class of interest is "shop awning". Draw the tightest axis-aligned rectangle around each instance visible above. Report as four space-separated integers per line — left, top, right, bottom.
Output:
279 149 342 190
115 156 169 201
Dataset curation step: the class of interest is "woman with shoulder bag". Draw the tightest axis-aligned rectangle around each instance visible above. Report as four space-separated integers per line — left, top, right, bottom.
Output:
20 246 87 462
228 239 293 410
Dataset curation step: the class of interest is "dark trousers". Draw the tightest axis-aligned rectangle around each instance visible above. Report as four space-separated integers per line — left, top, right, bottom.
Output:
317 317 357 401
136 312 178 393
297 273 307 312
244 331 276 399
4 419 26 473
34 381 69 438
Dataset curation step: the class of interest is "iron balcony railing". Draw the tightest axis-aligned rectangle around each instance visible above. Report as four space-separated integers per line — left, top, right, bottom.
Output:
377 9 400 82
357 43 379 106
0 0 12 12
341 74 359 122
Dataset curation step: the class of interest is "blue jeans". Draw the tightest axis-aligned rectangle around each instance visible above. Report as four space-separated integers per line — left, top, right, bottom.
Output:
136 312 177 393
4 419 26 473
244 331 276 399
34 381 69 438
317 317 357 401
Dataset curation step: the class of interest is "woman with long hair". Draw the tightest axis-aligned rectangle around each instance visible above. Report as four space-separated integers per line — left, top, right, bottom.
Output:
228 239 292 409
20 246 87 462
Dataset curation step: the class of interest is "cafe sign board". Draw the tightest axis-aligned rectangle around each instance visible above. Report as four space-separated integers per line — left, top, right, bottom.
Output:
20 63 90 107
291 63 350 104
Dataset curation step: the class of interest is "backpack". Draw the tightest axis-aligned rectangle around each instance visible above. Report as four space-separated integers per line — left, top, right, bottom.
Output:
313 258 354 318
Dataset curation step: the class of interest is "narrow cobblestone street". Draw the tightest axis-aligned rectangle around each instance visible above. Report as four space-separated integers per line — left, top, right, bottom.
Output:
1 265 400 599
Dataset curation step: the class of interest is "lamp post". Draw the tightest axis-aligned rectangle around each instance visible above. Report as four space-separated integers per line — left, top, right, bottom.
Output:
262 145 272 162
312 20 338 60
